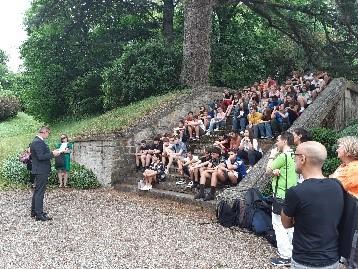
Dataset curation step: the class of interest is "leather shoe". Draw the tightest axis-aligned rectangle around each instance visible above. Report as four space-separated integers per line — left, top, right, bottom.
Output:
35 214 52 221
31 211 48 218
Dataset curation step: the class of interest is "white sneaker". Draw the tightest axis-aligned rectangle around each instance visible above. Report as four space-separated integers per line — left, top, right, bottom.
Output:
139 185 147 191
164 169 169 174
214 128 219 131
138 180 145 190
247 167 252 173
186 181 194 188
205 131 211 136
176 180 186 185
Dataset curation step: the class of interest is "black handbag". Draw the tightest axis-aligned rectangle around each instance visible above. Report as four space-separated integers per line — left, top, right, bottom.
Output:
272 153 288 215
54 153 65 169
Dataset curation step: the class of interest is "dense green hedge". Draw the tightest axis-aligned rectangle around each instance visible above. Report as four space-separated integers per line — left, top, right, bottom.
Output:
0 154 100 189
101 39 182 110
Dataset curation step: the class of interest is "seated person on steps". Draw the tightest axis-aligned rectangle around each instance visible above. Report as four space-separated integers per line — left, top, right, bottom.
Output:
165 136 187 174
237 128 263 172
187 147 212 189
198 149 247 201
205 107 227 135
135 140 149 172
140 153 166 191
145 136 163 168
195 147 224 201
176 150 200 185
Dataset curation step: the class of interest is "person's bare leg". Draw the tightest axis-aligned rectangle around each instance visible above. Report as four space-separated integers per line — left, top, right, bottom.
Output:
58 172 63 187
145 154 152 167
63 171 68 187
140 154 146 167
187 126 193 139
177 158 183 175
227 172 238 185
195 126 200 138
166 155 174 173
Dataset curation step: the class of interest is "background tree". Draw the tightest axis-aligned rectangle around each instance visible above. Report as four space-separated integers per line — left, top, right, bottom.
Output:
181 0 358 86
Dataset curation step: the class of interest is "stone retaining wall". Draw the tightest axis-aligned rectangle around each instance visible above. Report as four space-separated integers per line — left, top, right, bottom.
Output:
72 87 224 185
217 78 358 203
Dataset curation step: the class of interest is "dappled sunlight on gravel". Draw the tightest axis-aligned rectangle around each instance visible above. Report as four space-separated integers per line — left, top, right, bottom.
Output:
0 188 276 269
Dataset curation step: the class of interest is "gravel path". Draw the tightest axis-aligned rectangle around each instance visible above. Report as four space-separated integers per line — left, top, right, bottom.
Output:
0 188 276 269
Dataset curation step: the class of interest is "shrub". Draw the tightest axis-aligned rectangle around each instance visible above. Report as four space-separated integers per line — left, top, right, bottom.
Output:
0 91 21 121
1 154 100 189
0 154 30 184
310 128 338 158
339 121 358 137
310 128 341 176
322 157 341 177
67 162 101 189
101 39 182 110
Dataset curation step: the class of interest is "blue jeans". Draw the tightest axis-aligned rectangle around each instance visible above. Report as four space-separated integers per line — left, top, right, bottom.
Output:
252 124 265 138
208 119 225 132
232 117 247 132
260 122 273 138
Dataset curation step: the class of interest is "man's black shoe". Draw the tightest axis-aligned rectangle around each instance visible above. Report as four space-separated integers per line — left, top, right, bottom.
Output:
31 211 48 218
35 214 52 221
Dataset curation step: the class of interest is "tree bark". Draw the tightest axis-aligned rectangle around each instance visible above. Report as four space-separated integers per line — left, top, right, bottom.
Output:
180 0 216 87
162 0 175 44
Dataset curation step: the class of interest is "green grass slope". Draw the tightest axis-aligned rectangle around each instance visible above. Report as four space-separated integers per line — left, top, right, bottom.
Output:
0 90 187 163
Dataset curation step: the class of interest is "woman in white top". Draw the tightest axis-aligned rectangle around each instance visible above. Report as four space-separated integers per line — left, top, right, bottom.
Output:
237 128 263 171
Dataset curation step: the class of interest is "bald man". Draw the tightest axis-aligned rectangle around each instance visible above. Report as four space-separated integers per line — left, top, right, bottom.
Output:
281 141 344 269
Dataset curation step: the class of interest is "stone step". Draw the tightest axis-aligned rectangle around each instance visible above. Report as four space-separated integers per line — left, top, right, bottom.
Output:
113 183 216 210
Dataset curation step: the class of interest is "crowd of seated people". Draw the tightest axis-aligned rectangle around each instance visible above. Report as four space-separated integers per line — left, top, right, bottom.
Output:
134 70 332 196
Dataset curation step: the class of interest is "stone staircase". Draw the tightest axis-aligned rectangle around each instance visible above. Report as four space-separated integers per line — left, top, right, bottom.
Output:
114 120 275 210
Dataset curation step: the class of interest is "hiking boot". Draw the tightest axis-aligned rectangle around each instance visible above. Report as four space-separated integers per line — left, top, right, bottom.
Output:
203 192 215 201
270 257 291 267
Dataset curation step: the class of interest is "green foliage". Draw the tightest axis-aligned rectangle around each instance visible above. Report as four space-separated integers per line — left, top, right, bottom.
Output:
339 121 358 138
310 128 340 176
101 39 182 109
210 6 307 87
21 0 159 121
0 154 100 189
67 163 101 189
310 128 338 158
0 91 21 121
322 157 341 178
0 154 29 184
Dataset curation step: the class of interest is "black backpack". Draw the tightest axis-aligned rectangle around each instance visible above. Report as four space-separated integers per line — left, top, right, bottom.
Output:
216 200 236 228
216 188 277 247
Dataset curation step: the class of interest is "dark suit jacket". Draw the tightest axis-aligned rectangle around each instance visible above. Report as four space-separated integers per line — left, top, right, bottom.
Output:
30 136 53 174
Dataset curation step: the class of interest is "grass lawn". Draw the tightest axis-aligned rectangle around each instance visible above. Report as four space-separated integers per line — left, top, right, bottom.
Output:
0 90 187 164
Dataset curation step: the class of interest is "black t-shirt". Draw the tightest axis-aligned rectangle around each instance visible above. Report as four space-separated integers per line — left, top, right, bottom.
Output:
283 178 344 267
150 142 163 153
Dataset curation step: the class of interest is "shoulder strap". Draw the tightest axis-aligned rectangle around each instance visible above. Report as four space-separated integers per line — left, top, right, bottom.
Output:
273 153 288 198
285 153 288 193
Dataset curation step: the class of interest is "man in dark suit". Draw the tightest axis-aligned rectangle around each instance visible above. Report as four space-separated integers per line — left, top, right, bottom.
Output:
30 126 60 221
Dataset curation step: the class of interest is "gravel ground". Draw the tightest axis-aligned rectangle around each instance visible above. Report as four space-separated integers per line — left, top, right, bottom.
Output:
0 188 276 269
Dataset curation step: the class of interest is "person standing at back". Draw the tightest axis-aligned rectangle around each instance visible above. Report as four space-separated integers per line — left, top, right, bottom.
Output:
281 141 344 269
30 126 60 221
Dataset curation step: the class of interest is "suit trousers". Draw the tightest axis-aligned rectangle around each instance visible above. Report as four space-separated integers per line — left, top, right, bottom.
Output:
31 173 49 216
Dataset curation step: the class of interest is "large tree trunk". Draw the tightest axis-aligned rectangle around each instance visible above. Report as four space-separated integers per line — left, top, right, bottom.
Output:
162 0 175 44
180 0 216 87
